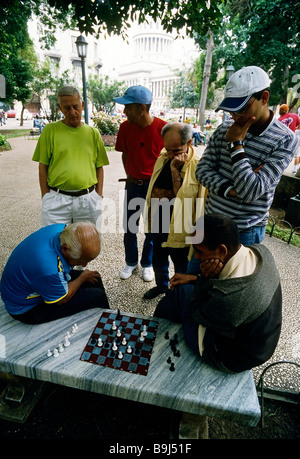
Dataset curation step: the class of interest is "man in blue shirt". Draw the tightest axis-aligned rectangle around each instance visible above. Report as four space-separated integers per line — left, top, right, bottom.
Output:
0 222 109 324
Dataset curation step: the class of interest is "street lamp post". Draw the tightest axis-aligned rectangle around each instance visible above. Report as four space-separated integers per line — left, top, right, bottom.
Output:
226 64 235 81
75 35 89 124
183 84 188 121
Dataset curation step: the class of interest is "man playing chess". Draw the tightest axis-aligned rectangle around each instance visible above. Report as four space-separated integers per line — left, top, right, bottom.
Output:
0 222 109 324
154 213 282 373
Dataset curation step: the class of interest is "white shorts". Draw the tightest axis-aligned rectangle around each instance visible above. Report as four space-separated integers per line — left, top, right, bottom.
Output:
41 189 103 230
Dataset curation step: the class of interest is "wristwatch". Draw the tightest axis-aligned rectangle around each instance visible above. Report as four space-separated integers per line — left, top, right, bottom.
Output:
226 140 244 151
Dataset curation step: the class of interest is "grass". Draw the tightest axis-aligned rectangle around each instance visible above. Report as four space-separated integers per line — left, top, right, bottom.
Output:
0 129 31 138
266 220 300 248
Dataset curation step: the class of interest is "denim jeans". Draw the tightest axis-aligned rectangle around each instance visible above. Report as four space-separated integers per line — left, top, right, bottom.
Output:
123 181 153 267
152 232 190 288
186 225 266 275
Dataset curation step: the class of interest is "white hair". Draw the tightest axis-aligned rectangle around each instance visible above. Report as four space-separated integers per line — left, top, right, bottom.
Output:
59 221 99 260
57 86 82 104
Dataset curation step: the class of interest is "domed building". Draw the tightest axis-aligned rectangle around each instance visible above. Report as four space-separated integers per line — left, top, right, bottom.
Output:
116 20 197 113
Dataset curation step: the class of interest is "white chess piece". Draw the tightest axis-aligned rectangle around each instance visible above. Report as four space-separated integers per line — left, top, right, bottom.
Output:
116 329 121 337
112 341 118 351
58 343 64 352
97 338 103 347
122 337 127 345
64 337 70 347
112 321 117 330
118 351 123 359
47 349 52 357
53 348 59 357
127 345 132 353
139 333 145 342
142 325 148 337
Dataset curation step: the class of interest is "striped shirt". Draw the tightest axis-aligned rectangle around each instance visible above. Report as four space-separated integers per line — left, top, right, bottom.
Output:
196 115 298 229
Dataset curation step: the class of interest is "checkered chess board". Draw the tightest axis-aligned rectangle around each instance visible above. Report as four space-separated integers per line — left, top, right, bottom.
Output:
80 311 159 376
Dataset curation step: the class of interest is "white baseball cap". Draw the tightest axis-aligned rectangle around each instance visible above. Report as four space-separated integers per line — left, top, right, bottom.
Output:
216 66 271 112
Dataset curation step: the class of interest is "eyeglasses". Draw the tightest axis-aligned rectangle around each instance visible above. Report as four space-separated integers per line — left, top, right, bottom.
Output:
229 97 256 117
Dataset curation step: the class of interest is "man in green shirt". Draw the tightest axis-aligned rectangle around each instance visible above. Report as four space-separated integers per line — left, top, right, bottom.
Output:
32 86 109 228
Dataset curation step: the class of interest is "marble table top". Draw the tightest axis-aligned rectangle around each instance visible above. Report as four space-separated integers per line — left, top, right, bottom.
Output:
0 301 260 426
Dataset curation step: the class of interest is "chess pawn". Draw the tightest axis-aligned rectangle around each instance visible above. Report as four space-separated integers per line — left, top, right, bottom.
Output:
116 329 121 337
127 345 132 354
64 337 70 347
97 338 103 347
53 348 59 357
58 343 64 352
139 333 145 342
122 337 127 345
142 325 148 337
118 351 123 359
112 341 118 351
47 349 52 357
112 321 117 330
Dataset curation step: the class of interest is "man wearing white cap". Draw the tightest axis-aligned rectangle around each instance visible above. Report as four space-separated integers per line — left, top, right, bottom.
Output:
195 66 298 245
114 86 167 281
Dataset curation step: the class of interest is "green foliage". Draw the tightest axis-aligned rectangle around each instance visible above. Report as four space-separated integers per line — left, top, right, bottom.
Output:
92 112 123 135
45 0 223 38
0 1 35 104
0 134 10 149
87 76 126 114
212 0 300 106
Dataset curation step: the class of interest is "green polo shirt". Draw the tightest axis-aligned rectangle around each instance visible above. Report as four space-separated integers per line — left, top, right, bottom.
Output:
32 121 109 190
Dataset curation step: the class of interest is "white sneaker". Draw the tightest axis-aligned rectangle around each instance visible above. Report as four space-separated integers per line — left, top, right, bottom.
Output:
120 264 138 280
142 267 154 282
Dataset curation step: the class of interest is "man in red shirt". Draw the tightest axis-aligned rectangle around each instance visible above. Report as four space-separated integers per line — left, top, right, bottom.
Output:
278 104 300 132
114 86 167 281
278 104 300 172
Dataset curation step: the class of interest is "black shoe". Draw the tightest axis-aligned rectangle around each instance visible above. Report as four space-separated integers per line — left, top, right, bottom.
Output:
143 286 168 300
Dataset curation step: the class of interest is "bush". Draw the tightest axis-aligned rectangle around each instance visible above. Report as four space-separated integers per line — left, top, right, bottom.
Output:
92 112 123 135
0 133 10 150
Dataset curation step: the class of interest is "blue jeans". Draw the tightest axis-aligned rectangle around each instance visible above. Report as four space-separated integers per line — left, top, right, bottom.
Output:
187 225 266 275
152 232 190 288
123 181 153 267
238 225 266 246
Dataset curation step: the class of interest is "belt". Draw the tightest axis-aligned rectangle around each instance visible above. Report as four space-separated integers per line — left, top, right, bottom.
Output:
49 185 95 197
126 175 150 186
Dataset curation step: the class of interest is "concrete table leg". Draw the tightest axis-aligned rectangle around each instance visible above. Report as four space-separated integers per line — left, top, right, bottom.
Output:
178 412 209 439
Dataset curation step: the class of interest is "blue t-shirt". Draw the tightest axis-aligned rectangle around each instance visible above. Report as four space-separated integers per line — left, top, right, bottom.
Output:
0 224 72 315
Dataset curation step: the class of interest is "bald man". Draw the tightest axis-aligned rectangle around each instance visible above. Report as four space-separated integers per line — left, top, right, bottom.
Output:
0 222 109 324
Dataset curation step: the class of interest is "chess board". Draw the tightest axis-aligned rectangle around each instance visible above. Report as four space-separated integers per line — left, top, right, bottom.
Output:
80 311 159 376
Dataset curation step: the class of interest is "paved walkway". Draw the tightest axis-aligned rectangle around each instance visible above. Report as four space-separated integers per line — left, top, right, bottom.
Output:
0 135 299 393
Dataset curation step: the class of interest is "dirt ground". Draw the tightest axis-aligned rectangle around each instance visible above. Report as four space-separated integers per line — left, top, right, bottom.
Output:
0 382 298 441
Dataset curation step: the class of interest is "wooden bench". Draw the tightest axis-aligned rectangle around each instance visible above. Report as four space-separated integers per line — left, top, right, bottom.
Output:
0 300 261 438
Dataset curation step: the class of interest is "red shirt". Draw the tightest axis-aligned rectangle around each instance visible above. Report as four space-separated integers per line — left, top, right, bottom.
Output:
278 112 300 132
115 117 167 179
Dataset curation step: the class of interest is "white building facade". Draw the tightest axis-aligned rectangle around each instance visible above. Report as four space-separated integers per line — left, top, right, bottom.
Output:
115 20 197 112
24 16 197 115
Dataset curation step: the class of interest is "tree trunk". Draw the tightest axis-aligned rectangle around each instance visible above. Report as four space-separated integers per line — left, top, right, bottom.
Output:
198 31 214 130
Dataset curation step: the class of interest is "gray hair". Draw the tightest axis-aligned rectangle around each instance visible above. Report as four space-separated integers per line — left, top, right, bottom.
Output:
161 122 193 144
59 221 99 260
57 86 82 104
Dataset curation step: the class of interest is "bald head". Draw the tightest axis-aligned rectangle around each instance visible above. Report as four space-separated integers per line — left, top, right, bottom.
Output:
161 122 193 144
60 222 100 266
